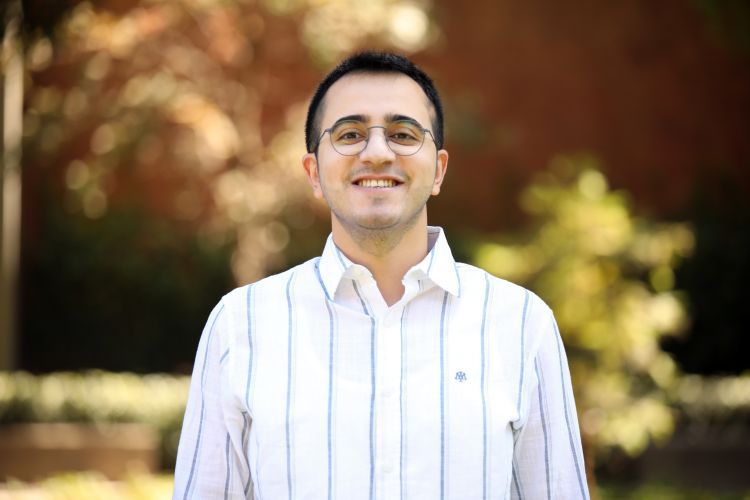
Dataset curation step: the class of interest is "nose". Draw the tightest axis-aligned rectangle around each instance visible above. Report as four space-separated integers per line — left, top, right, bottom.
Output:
359 126 395 163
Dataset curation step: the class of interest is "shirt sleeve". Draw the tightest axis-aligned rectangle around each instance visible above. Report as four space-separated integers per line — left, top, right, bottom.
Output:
173 300 254 500
511 311 590 500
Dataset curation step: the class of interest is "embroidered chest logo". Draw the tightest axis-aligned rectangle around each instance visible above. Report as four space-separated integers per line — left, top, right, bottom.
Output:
454 371 467 382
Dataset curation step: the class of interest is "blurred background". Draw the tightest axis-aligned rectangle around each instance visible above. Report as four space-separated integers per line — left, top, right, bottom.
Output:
1 0 749 498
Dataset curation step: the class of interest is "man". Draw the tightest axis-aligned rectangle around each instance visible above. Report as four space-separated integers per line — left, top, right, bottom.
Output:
173 52 589 499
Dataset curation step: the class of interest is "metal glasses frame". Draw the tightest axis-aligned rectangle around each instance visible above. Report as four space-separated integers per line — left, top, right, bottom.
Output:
314 122 436 156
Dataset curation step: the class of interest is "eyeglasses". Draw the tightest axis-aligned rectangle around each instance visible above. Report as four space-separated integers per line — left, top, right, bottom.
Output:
316 119 435 156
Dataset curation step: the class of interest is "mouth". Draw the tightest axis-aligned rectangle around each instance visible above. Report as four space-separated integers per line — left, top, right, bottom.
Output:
357 179 398 188
352 176 404 188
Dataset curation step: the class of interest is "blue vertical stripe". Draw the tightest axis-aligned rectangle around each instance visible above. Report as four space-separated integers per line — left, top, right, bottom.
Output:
183 303 224 500
253 427 263 500
285 272 296 500
552 320 588 499
334 244 348 270
439 291 449 500
368 314 376 500
352 281 371 316
516 291 530 415
480 275 491 500
426 244 437 274
241 412 252 496
454 264 461 297
314 259 331 301
351 276 376 500
224 432 231 500
399 305 409 500
245 285 254 408
322 291 336 500
535 359 551 500
243 284 255 497
352 277 376 500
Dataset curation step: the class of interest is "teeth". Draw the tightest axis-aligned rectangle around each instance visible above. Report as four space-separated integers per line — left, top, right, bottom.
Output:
358 179 396 188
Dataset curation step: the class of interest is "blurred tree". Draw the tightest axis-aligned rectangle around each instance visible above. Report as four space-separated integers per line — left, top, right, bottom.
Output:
473 155 694 462
1 0 24 370
19 0 438 372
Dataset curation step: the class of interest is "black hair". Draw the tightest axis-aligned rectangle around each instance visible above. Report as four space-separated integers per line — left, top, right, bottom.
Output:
304 51 444 153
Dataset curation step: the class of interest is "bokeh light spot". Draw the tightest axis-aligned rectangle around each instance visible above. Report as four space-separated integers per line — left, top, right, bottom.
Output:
388 3 430 51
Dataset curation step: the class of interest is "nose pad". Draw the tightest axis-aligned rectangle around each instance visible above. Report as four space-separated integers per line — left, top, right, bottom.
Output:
360 127 394 158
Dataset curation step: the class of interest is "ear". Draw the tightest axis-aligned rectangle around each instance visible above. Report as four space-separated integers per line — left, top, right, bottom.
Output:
431 149 449 196
302 153 324 199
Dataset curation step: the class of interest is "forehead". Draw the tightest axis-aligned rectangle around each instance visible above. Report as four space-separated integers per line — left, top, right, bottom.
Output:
320 73 433 126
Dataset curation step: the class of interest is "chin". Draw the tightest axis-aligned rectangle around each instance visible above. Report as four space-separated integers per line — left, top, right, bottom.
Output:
355 218 401 231
340 210 396 229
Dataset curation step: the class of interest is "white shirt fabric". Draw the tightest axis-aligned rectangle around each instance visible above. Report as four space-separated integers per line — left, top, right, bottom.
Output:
173 226 589 500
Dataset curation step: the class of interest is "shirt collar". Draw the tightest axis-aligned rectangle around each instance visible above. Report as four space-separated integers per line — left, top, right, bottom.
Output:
410 226 461 297
317 226 460 301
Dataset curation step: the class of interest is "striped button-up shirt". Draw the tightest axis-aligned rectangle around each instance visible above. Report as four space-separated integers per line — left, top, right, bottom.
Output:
173 226 589 499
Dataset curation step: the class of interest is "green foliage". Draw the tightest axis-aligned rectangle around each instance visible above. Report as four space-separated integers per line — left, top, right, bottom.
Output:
0 371 189 469
22 199 234 373
472 155 694 458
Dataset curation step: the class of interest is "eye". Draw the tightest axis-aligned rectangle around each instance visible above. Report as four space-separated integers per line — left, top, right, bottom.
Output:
340 130 364 140
388 122 422 145
332 123 367 144
391 131 417 140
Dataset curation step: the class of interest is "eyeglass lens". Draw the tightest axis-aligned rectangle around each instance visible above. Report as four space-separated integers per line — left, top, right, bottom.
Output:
329 120 426 156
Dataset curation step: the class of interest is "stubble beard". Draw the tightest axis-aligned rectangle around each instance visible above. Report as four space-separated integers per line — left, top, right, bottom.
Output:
318 157 437 258
332 199 428 258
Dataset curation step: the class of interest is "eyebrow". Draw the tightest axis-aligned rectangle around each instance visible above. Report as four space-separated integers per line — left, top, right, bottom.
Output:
330 113 424 129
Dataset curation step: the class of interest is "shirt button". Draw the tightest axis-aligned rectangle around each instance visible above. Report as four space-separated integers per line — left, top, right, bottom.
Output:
383 463 394 474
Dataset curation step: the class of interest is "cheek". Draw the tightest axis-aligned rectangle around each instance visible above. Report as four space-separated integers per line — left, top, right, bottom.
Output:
320 159 351 184
317 166 344 197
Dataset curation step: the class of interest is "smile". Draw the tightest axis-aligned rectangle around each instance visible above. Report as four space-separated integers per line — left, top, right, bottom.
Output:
356 179 399 188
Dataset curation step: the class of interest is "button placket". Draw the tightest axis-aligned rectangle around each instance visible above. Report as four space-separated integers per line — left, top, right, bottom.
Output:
376 306 403 498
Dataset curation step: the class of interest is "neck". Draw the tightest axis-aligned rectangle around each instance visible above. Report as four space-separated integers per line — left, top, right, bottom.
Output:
332 211 429 306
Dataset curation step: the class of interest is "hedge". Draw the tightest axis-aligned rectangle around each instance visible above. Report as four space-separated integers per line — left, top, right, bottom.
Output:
0 371 190 469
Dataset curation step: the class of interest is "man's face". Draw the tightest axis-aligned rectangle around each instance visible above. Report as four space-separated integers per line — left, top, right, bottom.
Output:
303 73 448 237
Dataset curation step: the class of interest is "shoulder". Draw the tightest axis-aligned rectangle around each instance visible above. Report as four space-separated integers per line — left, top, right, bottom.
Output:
220 257 320 311
204 258 320 346
456 261 552 316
